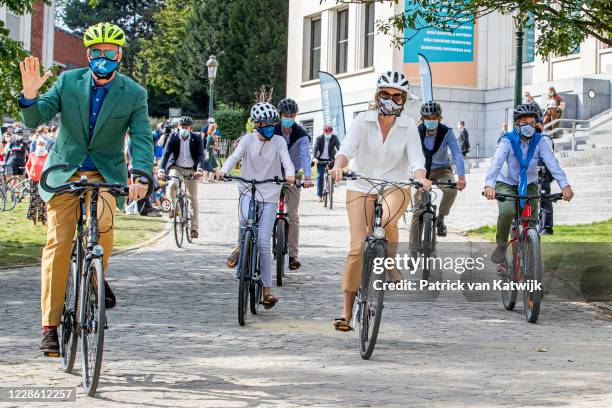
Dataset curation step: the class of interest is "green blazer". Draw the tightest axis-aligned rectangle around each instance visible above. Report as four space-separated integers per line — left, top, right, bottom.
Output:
21 68 153 206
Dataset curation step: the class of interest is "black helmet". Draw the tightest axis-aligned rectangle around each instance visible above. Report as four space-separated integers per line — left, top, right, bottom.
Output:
277 98 299 114
178 116 194 126
420 100 442 116
513 103 541 121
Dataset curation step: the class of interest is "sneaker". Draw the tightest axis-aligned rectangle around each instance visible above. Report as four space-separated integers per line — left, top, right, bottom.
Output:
436 217 447 237
289 257 301 270
40 329 59 353
491 245 508 264
104 280 116 309
168 209 175 219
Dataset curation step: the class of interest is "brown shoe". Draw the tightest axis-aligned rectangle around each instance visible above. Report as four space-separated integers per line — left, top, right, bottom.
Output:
168 209 175 219
191 229 199 239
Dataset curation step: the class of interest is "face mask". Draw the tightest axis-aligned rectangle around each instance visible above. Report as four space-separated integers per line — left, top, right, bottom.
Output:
89 57 119 79
324 133 332 140
519 124 536 138
180 129 190 139
424 119 438 130
256 125 276 139
548 92 554 97
16 135 23 141
35 146 47 156
378 97 403 116
281 118 294 128
523 97 530 103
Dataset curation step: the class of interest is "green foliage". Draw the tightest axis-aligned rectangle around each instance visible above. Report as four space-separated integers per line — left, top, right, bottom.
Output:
338 0 611 59
214 107 248 140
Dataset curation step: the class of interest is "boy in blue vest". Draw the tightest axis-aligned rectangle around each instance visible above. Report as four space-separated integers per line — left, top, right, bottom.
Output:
409 101 466 252
484 103 574 263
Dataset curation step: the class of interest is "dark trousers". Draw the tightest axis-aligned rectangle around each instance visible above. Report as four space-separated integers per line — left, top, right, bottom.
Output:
540 178 554 231
316 163 327 197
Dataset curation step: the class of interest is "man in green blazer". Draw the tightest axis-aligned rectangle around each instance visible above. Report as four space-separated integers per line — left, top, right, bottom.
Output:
19 22 153 355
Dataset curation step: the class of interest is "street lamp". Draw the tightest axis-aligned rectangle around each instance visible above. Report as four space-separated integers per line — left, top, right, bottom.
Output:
207 55 219 118
513 14 528 108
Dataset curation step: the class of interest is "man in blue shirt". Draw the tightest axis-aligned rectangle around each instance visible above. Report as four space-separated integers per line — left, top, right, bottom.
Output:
274 98 313 270
410 101 466 251
484 103 574 263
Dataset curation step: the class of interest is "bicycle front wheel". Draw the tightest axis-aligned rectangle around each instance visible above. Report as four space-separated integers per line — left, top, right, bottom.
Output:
421 212 434 281
238 231 253 326
1 185 17 211
173 198 184 248
359 242 386 360
185 199 193 244
274 220 285 286
60 242 80 373
523 229 543 323
80 258 106 396
328 174 334 210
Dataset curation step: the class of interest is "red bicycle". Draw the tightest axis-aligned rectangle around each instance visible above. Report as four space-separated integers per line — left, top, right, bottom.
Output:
494 192 563 323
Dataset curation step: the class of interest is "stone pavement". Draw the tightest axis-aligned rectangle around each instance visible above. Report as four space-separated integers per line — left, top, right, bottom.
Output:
0 182 611 407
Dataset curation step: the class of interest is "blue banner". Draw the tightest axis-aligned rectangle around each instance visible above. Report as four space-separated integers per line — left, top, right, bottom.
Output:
404 0 475 63
417 53 433 102
319 71 346 141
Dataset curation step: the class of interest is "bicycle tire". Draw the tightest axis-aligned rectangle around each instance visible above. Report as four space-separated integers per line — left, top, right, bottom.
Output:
359 242 386 360
1 185 17 211
0 186 6 211
274 220 285 286
250 281 262 315
238 230 253 326
323 179 328 208
60 242 80 373
161 197 171 212
173 198 184 247
501 239 519 310
80 257 106 396
329 175 334 210
421 212 434 281
185 198 193 244
523 229 543 323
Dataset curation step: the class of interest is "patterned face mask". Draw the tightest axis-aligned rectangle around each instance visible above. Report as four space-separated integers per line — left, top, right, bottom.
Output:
378 97 403 116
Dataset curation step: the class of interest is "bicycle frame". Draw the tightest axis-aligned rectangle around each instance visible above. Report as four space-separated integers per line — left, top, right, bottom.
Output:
273 188 289 255
241 183 262 284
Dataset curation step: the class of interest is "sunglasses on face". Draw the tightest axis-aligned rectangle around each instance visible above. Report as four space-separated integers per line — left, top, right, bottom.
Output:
378 91 405 103
89 49 119 60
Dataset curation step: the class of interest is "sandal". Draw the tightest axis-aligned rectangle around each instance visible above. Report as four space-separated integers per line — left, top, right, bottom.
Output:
227 247 240 268
262 294 279 309
333 317 352 332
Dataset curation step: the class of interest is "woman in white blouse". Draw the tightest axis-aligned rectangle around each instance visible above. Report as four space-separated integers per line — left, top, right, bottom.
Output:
330 71 431 331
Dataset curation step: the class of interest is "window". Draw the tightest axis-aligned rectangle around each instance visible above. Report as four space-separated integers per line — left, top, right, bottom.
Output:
5 10 21 42
364 3 375 68
336 9 349 74
300 120 314 140
309 18 321 80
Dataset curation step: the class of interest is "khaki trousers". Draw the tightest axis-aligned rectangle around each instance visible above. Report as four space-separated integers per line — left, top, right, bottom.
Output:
284 175 301 258
343 187 412 292
41 171 116 326
167 166 199 230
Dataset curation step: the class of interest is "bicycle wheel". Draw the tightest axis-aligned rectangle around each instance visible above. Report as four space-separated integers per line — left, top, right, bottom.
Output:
238 231 253 326
161 197 171 212
501 240 519 310
173 198 184 248
0 187 5 211
421 212 434 281
250 281 262 315
1 185 17 211
322 178 328 208
328 174 334 210
358 242 386 360
60 242 80 373
80 257 106 396
523 229 543 323
274 219 285 286
185 199 193 244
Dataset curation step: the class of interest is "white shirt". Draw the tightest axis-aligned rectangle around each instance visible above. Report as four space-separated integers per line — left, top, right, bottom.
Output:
221 132 295 203
320 137 330 160
176 135 195 168
336 110 426 193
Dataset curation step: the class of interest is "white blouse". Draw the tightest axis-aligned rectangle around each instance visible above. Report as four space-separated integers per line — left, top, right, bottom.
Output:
221 132 295 203
336 110 426 193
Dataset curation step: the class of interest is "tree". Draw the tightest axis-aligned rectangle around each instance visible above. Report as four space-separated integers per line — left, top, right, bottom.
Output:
60 0 161 79
0 0 52 119
337 0 611 58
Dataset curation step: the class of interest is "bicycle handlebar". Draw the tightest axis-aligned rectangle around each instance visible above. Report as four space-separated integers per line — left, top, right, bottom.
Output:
481 191 564 202
40 163 154 197
341 172 423 188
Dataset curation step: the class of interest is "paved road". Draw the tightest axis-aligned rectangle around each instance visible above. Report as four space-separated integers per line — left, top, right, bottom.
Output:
1 182 611 407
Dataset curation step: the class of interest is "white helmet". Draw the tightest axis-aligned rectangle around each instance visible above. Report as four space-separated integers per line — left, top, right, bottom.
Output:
250 102 279 124
207 117 216 124
376 70 410 93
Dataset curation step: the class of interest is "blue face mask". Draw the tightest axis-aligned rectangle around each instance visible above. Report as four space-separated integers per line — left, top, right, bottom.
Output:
324 133 332 140
256 125 276 139
519 124 536 138
281 118 295 128
424 119 439 130
89 57 119 79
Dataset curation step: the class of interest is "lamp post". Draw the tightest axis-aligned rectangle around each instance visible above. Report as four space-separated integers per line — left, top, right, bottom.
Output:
513 14 528 108
207 55 219 119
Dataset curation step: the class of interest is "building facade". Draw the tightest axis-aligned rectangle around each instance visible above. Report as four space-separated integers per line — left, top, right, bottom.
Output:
286 0 612 156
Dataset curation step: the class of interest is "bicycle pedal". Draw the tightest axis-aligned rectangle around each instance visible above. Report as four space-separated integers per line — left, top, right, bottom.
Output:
43 351 60 357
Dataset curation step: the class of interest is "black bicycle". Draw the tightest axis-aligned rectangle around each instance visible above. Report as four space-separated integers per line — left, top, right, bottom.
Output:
168 174 196 248
344 173 421 359
319 160 334 209
225 175 286 326
40 163 152 396
492 192 563 323
414 182 457 280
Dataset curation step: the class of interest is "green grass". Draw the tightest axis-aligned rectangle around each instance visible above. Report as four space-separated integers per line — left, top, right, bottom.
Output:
468 219 612 242
0 201 167 268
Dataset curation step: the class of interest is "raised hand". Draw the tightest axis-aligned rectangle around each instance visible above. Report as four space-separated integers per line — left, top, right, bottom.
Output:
19 56 52 99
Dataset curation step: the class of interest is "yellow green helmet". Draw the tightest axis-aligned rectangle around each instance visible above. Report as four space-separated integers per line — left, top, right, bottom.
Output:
83 22 126 47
